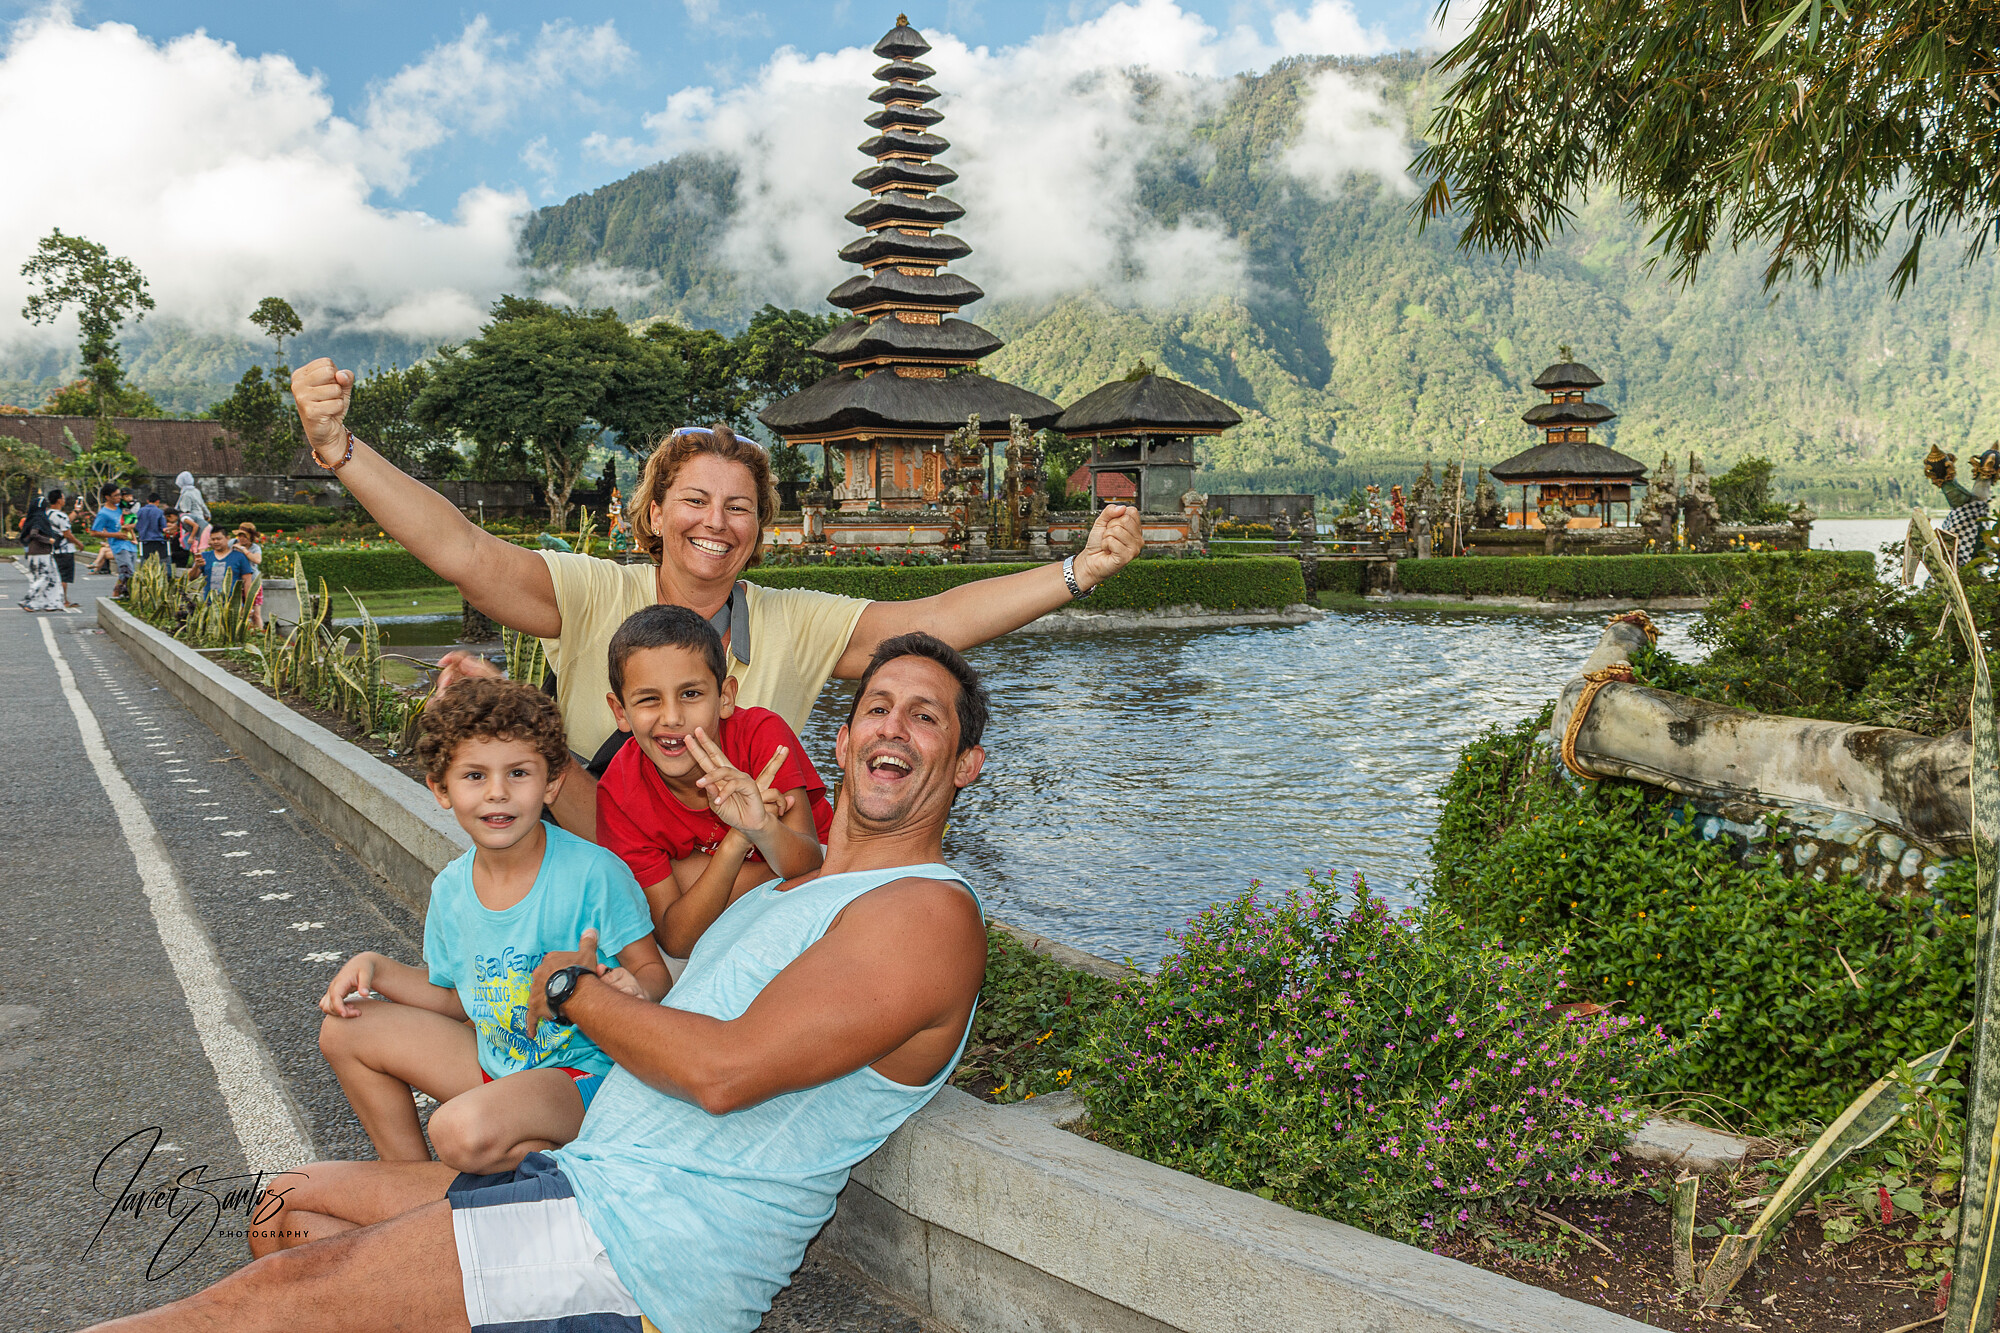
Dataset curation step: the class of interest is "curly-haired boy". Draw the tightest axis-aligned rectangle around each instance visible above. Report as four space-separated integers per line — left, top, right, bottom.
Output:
317 678 668 1174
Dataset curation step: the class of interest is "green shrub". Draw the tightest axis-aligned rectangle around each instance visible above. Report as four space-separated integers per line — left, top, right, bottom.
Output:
1079 876 1684 1240
747 555 1306 610
1394 550 1872 601
1314 560 1366 596
297 548 451 592
1627 550 1999 736
1429 713 1979 1127
210 501 377 532
953 928 1113 1104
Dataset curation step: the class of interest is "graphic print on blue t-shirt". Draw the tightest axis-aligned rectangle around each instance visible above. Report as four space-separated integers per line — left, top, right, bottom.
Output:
423 825 654 1081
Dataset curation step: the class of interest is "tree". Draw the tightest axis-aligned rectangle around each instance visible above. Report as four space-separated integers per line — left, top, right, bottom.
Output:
60 427 147 506
1415 0 2000 292
639 320 747 428
346 363 461 478
207 367 299 473
40 377 164 418
413 299 650 524
733 304 844 407
249 297 303 364
19 229 155 422
0 434 61 537
1712 456 1789 524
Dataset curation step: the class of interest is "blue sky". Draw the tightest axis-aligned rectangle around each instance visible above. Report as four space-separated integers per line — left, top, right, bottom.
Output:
6 0 1436 217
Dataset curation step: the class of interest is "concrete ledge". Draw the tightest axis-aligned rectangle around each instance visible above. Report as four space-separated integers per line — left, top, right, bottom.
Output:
987 919 1134 981
817 1087 1649 1333
98 598 466 911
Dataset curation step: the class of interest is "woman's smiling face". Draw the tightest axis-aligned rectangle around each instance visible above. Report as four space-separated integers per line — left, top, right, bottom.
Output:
651 453 762 583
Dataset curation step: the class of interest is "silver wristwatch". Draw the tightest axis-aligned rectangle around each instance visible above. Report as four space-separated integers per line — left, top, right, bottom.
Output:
1062 554 1093 600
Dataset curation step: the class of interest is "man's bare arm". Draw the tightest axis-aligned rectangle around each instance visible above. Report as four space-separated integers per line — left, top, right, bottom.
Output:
534 878 984 1114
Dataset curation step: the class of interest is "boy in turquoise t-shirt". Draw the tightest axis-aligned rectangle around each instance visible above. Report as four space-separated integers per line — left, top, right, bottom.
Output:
317 679 668 1175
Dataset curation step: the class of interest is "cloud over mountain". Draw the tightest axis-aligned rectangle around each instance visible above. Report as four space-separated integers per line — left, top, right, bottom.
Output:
583 0 1404 310
0 7 628 353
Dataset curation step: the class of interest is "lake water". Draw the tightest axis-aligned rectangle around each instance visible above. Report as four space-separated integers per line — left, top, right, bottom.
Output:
795 610 1705 967
368 518 1910 964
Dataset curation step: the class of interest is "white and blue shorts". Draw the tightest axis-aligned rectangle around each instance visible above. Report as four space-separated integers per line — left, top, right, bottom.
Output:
447 1152 648 1332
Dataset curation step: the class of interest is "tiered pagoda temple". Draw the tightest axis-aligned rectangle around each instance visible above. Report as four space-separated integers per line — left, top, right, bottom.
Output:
1054 369 1240 512
759 16 1060 513
1488 359 1647 527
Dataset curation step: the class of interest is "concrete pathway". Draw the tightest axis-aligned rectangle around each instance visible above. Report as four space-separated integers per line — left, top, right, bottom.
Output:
0 557 934 1332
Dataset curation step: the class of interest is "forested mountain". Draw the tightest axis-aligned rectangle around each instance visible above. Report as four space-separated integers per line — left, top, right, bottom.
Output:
9 54 1994 513
518 54 2000 513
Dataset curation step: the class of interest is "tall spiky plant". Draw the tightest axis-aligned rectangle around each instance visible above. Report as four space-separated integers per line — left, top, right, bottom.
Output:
1923 508 2000 1333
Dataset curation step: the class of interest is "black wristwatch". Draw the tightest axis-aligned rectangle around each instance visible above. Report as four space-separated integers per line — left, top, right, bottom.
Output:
544 965 590 1024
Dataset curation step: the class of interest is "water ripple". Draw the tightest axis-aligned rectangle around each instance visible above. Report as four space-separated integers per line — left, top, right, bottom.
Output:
801 608 1704 967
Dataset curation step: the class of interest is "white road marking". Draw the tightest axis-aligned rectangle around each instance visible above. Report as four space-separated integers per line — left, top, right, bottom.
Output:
222 850 249 857
243 869 277 877
220 830 248 837
288 922 326 931
260 893 294 901
203 815 227 821
303 951 343 963
38 618 313 1172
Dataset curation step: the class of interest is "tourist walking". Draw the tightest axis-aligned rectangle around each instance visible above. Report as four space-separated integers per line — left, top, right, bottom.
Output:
232 522 266 628
17 490 63 611
46 488 79 609
134 491 170 567
91 484 138 597
290 356 1145 838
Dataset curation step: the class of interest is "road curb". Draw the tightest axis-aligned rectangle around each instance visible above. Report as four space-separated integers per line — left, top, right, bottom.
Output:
98 599 467 912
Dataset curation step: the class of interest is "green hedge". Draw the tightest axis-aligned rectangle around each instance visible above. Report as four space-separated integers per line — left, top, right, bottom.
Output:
1313 560 1365 596
297 548 452 592
210 501 378 531
746 555 1305 610
281 548 1307 608
1394 550 1873 600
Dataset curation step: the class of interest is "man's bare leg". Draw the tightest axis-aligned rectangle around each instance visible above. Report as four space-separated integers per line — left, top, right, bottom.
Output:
249 1160 457 1257
85 1198 468 1333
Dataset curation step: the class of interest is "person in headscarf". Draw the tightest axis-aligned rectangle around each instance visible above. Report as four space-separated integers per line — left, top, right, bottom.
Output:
174 471 210 569
173 471 210 525
18 489 63 611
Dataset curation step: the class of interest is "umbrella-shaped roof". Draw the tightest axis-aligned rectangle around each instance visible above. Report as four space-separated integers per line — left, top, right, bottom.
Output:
1488 439 1648 484
1054 372 1241 437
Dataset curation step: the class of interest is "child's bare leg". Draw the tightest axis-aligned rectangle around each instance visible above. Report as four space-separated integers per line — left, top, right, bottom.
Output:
426 1068 588 1176
318 1000 484 1161
247 1159 457 1257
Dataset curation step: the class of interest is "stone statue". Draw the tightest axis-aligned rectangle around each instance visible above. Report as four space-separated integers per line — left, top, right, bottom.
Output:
1389 484 1407 532
1412 505 1432 559
606 487 633 552
1363 484 1385 535
1787 500 1816 547
1539 501 1571 533
1025 428 1051 539
1681 452 1721 551
1411 463 1436 527
1471 468 1503 530
1637 450 1680 550
943 415 985 547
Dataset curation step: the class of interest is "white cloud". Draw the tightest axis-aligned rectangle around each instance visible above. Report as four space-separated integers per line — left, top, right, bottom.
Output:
588 0 1394 311
1281 68 1415 198
0 8 629 353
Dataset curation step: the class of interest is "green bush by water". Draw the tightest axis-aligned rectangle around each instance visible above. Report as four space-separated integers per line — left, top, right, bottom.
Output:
297 548 452 592
1626 549 2000 736
1077 875 1685 1240
1429 712 1979 1128
1394 550 1872 601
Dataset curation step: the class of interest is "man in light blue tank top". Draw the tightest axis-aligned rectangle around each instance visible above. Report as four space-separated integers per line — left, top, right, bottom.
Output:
98 634 991 1333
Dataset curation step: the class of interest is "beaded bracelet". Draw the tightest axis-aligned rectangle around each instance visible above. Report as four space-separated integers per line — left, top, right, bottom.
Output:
318 431 356 473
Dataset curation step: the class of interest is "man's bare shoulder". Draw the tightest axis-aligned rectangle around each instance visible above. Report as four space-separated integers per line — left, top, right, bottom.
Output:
831 874 983 950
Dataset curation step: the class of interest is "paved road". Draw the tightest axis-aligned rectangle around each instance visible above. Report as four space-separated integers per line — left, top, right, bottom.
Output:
0 558 933 1333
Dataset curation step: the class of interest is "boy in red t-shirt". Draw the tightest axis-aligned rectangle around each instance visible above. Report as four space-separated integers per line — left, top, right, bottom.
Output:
595 605 833 959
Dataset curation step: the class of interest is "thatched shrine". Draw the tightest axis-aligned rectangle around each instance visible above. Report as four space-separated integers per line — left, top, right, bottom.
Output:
1054 369 1241 513
1489 360 1647 527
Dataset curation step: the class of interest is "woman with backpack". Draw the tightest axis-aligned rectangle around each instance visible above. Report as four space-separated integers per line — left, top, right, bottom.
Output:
18 489 63 611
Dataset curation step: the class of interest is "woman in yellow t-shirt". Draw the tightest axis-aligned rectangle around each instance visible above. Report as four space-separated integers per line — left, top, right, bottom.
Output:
290 358 1144 837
